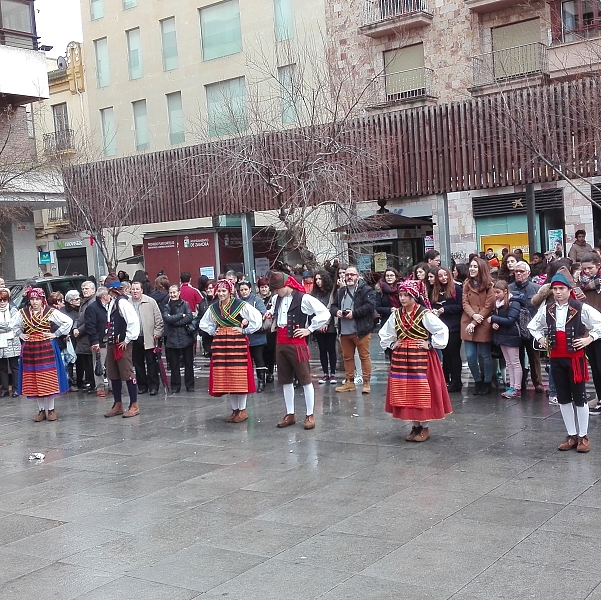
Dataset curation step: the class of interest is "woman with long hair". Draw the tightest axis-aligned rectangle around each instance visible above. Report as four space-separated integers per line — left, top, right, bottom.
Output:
311 270 338 384
409 262 430 307
461 257 495 395
198 279 262 423
0 288 22 397
489 280 525 398
257 277 276 383
379 280 452 442
429 267 464 392
11 288 72 421
376 268 401 322
497 252 518 283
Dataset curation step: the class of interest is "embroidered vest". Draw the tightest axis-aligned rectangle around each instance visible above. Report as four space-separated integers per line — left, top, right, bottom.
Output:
107 296 128 345
275 290 307 338
545 298 586 354
394 305 429 341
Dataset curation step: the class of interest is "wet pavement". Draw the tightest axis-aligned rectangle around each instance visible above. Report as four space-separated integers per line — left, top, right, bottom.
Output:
1 342 600 600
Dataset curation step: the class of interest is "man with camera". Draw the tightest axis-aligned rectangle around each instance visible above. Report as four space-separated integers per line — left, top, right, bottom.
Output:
331 266 377 394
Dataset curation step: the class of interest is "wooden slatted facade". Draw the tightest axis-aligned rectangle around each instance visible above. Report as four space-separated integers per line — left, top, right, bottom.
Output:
66 77 601 229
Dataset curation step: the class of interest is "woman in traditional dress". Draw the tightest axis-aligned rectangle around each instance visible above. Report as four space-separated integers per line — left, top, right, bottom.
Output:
11 287 72 421
198 279 262 423
379 280 452 442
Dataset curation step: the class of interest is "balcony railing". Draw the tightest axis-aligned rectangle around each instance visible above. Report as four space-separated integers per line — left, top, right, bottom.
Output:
361 0 432 36
47 207 69 224
43 129 75 155
473 42 548 87
370 67 435 105
0 27 37 50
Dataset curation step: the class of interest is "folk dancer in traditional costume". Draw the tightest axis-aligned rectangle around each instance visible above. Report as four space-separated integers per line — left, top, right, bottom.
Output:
379 280 452 442
528 273 601 453
198 279 262 423
11 287 72 421
266 271 330 430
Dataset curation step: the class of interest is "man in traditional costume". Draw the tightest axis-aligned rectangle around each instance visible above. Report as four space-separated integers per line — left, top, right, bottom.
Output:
528 273 601 453
379 280 452 442
198 279 262 423
11 288 72 421
103 281 141 418
267 271 330 430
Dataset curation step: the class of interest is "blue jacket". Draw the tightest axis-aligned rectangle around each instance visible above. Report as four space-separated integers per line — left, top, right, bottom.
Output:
491 292 526 348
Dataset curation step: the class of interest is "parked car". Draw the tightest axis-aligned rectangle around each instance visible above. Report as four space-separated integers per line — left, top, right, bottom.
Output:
6 276 87 306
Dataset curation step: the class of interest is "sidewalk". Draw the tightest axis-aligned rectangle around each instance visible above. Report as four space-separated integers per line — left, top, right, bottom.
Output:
0 342 599 600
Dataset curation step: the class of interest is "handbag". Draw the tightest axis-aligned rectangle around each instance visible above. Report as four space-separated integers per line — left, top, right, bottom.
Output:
490 344 502 359
94 351 104 376
186 316 199 335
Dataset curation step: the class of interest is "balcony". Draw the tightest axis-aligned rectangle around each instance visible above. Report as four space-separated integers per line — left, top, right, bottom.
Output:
0 44 49 106
43 130 76 156
472 42 548 87
360 0 433 38
369 67 436 107
464 0 523 13
47 207 70 226
0 27 37 50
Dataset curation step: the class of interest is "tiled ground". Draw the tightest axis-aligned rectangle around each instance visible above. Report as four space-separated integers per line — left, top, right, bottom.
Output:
0 345 600 600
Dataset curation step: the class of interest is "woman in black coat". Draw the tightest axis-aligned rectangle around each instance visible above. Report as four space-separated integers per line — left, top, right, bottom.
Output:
429 267 464 392
162 285 195 393
376 267 401 322
489 280 525 399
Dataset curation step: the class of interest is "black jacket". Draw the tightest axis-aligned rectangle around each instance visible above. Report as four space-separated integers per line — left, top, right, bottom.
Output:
331 281 377 339
431 284 463 333
163 299 195 349
150 290 169 313
85 297 108 348
491 292 526 348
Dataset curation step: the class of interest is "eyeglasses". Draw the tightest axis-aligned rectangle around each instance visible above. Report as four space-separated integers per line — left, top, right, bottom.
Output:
346 274 359 278
514 270 528 274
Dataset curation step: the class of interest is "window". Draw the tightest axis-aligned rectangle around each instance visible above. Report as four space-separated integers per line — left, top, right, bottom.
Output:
205 77 246 137
100 107 116 156
126 28 142 80
160 17 178 71
200 0 242 61
52 103 69 132
383 44 425 100
166 91 185 144
132 99 149 151
1 0 35 47
274 0 294 41
122 0 137 8
94 37 110 87
491 20 541 79
90 0 103 19
278 64 298 124
561 0 601 42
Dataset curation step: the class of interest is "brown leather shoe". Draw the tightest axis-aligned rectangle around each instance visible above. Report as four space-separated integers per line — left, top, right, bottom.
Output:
362 382 371 394
335 382 356 393
557 434 578 451
304 414 315 430
405 426 422 442
277 413 296 428
96 389 106 398
233 409 248 423
104 402 124 418
226 410 239 423
577 435 591 453
122 402 140 418
413 427 430 442
47 409 57 421
34 410 46 422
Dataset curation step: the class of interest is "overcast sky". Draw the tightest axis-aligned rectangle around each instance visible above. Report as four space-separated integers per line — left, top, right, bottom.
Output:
35 0 83 58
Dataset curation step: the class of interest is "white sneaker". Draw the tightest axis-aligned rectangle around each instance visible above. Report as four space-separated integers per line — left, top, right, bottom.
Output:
548 395 559 405
329 377 337 385
318 375 329 384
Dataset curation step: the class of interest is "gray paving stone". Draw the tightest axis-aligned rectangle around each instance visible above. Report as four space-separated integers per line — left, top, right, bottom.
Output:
71 577 200 600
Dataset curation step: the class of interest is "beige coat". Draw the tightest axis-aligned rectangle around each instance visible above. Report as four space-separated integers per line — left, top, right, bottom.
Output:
130 294 164 350
460 282 494 343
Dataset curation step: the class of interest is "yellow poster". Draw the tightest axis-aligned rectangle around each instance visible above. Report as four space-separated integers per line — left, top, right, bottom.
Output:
480 233 530 263
374 252 387 272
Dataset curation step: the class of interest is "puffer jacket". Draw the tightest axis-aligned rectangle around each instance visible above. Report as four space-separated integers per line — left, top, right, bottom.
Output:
491 292 526 348
0 305 21 358
163 299 195 349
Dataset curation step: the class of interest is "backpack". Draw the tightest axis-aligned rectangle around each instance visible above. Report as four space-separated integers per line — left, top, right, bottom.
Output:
517 307 531 340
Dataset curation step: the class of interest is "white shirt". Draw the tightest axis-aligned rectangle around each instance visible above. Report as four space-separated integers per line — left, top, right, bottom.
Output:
275 293 330 332
199 301 263 337
528 301 601 341
107 297 140 343
379 309 449 350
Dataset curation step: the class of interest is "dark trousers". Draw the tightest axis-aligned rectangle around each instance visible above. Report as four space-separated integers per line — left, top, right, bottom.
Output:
76 353 94 388
315 332 337 375
0 356 19 391
167 344 194 390
586 339 601 399
552 357 587 406
442 330 463 390
132 340 160 392
519 342 542 388
249 344 266 370
200 331 213 356
263 331 277 375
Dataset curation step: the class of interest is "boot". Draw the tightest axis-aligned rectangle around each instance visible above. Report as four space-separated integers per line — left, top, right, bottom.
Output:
47 409 57 421
122 402 140 418
34 410 47 422
472 381 482 396
104 402 124 418
266 372 274 383
233 409 248 423
256 370 266 393
479 382 491 395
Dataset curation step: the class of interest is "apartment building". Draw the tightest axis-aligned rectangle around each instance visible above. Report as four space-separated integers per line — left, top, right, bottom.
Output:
0 0 65 279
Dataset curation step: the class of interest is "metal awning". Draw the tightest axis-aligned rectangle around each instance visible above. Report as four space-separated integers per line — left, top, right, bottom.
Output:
332 213 433 232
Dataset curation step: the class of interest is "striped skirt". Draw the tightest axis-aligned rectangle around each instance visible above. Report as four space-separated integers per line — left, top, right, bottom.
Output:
208 327 256 396
385 338 452 422
18 338 69 398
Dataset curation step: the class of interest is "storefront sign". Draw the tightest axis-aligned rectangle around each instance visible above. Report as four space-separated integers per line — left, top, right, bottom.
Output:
424 235 435 251
183 236 210 248
200 266 215 279
39 251 51 265
374 252 387 272
480 232 530 262
548 229 564 255
147 239 176 250
255 257 270 278
54 238 85 250
357 254 372 272
348 229 399 243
